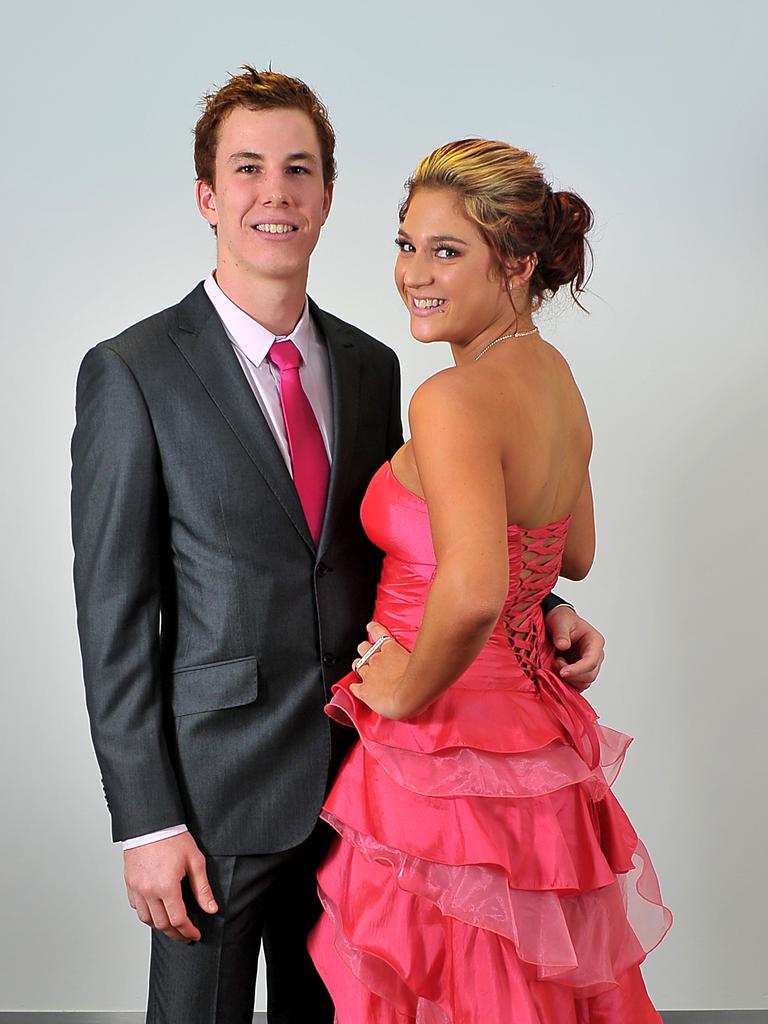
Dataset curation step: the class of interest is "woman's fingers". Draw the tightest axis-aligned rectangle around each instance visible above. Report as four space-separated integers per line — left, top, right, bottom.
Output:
353 639 371 671
366 621 390 642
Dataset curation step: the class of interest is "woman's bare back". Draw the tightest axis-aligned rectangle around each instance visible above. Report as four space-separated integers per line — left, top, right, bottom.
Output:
393 335 592 531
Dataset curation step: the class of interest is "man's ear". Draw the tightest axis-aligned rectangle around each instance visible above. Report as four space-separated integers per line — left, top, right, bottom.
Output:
320 182 334 226
196 179 218 227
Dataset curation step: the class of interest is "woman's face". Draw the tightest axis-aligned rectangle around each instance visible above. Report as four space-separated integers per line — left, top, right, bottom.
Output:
394 187 514 349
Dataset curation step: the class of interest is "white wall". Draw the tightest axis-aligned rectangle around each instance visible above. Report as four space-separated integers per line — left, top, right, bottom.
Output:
1 0 766 1012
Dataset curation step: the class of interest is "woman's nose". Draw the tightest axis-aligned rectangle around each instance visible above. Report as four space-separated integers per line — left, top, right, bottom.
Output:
402 252 434 288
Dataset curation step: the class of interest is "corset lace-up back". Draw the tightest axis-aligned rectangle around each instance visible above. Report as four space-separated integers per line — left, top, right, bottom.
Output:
503 518 571 678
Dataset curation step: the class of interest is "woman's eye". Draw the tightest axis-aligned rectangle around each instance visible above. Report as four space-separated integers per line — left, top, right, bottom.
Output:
237 164 257 174
436 247 459 259
395 238 414 252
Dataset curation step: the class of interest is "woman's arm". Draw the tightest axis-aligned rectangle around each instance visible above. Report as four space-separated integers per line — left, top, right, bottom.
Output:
560 473 595 580
355 371 510 720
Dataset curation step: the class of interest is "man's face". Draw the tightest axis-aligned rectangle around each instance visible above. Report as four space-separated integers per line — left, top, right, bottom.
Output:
197 106 333 287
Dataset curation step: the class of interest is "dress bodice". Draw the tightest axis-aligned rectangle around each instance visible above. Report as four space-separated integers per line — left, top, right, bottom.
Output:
361 461 571 688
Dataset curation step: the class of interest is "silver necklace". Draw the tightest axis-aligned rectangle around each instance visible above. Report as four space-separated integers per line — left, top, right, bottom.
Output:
474 326 539 362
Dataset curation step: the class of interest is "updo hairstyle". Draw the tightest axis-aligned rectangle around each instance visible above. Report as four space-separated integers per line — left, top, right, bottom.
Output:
399 139 593 311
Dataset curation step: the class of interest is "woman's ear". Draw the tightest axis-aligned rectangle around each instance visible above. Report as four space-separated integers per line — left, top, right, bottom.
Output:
506 252 537 290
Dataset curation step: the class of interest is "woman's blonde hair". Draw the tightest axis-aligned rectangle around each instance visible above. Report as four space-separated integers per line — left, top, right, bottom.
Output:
400 139 593 310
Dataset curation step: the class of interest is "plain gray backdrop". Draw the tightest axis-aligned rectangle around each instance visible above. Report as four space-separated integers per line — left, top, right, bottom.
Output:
1 0 766 1014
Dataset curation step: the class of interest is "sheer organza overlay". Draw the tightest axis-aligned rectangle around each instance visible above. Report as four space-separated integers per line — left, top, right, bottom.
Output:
309 463 671 1023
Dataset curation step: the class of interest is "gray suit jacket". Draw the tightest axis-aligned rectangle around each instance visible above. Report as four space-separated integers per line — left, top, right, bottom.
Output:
71 283 403 855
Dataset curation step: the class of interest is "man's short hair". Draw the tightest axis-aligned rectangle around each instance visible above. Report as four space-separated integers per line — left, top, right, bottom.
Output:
194 66 337 187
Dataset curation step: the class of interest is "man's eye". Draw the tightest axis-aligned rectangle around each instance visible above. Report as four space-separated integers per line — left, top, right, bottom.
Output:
395 238 415 252
237 164 257 174
288 165 310 174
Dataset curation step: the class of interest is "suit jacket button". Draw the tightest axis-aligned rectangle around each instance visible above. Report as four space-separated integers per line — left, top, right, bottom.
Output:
322 653 336 666
316 562 331 577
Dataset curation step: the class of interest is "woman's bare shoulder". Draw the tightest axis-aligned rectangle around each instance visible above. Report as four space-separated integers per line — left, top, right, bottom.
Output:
407 366 494 446
537 334 578 378
537 336 592 425
409 365 476 413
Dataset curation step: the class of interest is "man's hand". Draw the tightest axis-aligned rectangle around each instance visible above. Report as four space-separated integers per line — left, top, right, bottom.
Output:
545 606 605 692
124 831 218 942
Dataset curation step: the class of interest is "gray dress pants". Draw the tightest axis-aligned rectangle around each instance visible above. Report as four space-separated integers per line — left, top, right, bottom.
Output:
146 824 335 1024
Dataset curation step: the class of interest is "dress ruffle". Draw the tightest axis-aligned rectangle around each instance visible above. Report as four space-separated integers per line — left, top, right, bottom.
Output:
311 672 671 1022
327 671 632 799
318 815 669 995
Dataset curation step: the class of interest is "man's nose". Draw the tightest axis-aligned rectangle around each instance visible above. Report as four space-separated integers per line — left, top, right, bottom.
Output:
260 173 289 205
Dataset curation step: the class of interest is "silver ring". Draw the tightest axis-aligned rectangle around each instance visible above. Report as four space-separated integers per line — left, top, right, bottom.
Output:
354 634 392 671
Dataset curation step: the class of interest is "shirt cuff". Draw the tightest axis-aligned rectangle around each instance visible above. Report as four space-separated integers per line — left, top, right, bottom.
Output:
122 824 189 850
545 601 575 615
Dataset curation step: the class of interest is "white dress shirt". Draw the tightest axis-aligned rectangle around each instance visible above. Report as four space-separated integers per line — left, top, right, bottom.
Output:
122 274 334 851
205 272 333 468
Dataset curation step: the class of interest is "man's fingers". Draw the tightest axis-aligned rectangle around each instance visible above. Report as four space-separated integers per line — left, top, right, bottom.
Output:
133 894 153 927
147 897 188 942
560 636 604 673
163 894 202 942
544 607 577 650
560 657 597 680
187 854 218 915
128 877 203 941
147 896 172 931
563 669 597 690
560 649 604 686
356 640 372 657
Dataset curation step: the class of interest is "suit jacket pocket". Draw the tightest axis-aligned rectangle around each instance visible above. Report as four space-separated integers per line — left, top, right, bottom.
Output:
168 655 259 716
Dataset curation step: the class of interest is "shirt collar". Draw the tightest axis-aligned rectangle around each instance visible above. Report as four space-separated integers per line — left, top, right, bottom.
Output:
204 271 312 368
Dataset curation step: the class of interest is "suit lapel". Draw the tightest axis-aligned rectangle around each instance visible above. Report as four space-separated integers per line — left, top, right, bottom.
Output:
169 284 314 551
311 299 361 557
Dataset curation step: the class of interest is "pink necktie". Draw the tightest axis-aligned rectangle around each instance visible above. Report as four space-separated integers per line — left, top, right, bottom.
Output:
268 339 330 543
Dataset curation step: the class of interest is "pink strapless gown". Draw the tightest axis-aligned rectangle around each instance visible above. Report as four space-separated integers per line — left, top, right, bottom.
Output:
309 462 671 1023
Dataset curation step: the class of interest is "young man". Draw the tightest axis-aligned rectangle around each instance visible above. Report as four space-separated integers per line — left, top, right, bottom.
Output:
71 68 605 1024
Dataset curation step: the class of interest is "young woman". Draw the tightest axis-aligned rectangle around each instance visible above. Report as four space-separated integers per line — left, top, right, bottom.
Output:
309 138 671 1022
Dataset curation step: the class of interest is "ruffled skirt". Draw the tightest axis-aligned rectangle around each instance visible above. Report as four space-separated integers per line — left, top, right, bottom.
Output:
309 664 671 1023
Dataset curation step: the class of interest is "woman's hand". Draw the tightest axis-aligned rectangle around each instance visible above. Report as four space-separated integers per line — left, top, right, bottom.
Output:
349 621 412 719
